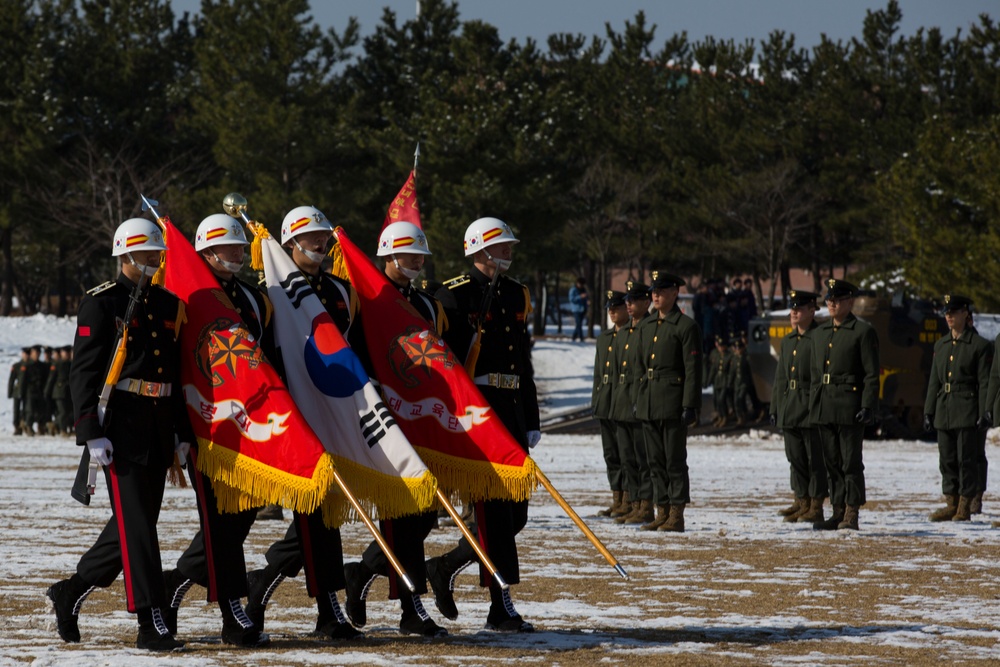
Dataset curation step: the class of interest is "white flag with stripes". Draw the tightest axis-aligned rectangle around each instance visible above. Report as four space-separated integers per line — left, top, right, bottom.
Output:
261 234 436 523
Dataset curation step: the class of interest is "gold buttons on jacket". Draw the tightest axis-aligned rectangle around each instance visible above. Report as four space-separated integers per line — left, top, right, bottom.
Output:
151 331 157 338
792 349 797 356
154 349 160 356
653 336 658 342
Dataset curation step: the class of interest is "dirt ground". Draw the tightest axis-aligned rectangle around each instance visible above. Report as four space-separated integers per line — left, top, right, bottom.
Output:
4 435 1000 665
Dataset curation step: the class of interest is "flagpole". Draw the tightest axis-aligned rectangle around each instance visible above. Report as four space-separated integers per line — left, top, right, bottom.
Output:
435 489 508 590
331 468 417 593
535 469 629 580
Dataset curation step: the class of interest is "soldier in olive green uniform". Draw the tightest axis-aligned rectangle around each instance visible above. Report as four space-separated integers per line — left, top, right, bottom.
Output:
810 279 879 531
728 339 753 425
594 291 629 517
636 272 703 532
8 348 28 435
769 290 827 523
608 282 654 525
705 336 732 427
924 295 992 521
54 347 73 435
22 345 45 436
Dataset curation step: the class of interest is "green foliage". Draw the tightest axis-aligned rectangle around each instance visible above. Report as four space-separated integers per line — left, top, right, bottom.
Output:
2 0 999 315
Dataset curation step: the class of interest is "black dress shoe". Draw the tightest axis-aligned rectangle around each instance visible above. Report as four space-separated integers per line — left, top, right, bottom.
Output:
484 614 535 633
426 557 459 621
400 612 448 637
314 619 364 640
136 628 185 651
47 579 82 643
343 561 375 628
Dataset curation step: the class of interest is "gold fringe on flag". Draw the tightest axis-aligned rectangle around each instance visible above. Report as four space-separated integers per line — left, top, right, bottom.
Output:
245 221 269 273
319 455 438 528
415 448 538 504
194 437 336 516
328 227 349 280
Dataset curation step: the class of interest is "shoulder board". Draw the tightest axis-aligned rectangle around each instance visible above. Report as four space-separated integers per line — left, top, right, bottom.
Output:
86 281 115 296
443 275 471 289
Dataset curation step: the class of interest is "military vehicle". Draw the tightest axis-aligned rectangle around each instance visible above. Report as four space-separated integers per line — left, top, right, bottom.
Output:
747 292 947 438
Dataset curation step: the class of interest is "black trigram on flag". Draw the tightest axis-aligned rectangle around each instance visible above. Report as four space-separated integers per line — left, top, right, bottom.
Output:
360 401 397 449
280 271 312 310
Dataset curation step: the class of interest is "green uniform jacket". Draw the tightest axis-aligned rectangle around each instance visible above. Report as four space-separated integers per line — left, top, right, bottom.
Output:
705 348 731 390
925 328 991 430
608 315 649 423
592 326 618 419
7 362 18 399
808 314 880 425
23 359 45 400
771 322 818 428
636 305 703 421
983 334 1000 419
728 351 751 392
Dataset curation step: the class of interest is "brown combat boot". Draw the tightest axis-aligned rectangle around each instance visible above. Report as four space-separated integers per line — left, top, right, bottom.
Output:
614 500 639 524
928 494 958 522
784 497 810 522
21 421 34 437
837 505 860 530
640 504 669 531
625 499 654 524
952 496 973 521
971 492 984 515
598 491 623 518
797 497 825 523
611 493 634 521
814 504 845 530
658 504 686 532
778 497 802 517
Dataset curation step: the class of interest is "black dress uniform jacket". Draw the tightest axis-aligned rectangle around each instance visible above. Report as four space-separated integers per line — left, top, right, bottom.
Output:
436 267 539 443
71 273 191 465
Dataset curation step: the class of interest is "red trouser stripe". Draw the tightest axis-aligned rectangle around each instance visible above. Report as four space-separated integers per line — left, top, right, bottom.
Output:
108 462 136 612
189 449 219 601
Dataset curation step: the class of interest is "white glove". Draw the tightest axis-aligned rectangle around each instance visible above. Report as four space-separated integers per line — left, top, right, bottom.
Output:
526 430 542 448
87 437 114 466
175 441 191 465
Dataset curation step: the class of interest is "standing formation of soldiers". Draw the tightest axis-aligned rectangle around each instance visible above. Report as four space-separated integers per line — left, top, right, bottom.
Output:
8 344 74 436
592 273 703 533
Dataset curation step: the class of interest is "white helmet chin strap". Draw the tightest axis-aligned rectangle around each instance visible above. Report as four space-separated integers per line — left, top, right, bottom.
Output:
213 252 244 274
127 253 159 277
394 258 421 281
485 249 512 273
294 239 327 264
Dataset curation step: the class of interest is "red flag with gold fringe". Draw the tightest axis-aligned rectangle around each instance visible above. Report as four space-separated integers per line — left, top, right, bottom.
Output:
162 217 334 515
334 227 536 503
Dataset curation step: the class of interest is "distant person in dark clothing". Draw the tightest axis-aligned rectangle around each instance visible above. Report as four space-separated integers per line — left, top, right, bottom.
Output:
569 277 590 342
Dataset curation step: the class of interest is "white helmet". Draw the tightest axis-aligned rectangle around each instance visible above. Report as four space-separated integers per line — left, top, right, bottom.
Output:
377 221 431 256
280 205 333 245
463 217 519 257
112 218 166 257
195 214 249 251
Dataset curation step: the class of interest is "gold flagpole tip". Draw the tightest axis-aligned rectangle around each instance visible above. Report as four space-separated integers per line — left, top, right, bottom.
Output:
223 193 248 218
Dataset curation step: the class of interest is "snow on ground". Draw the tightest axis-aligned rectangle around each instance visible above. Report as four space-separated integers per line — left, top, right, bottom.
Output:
2 318 1000 664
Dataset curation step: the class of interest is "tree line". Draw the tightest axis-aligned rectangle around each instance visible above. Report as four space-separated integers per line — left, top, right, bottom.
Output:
2 0 998 328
